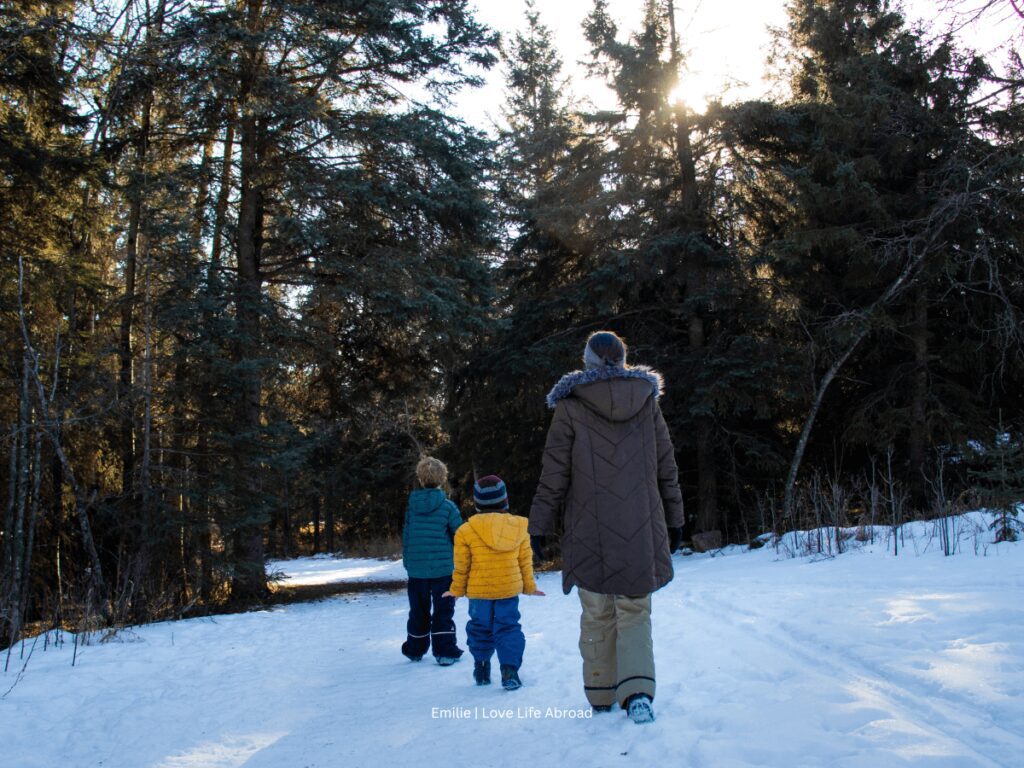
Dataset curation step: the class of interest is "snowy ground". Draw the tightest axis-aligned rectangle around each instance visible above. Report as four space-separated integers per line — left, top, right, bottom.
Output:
3 514 1023 768
265 553 405 587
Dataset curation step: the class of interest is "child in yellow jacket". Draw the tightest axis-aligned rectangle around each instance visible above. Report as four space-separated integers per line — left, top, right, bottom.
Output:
443 475 544 690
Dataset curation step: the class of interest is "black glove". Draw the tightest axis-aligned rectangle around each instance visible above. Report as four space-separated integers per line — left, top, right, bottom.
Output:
668 526 684 554
531 534 546 563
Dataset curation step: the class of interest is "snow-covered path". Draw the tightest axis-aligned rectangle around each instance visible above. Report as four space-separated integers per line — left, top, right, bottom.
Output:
3 521 1023 768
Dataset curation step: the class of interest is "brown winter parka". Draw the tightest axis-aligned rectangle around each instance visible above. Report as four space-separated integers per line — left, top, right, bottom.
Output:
528 366 684 596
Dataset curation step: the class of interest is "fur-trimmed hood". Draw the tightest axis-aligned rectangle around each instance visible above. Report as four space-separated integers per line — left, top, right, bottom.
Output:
546 365 664 419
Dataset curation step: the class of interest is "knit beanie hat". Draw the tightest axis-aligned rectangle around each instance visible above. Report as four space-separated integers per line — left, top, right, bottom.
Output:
473 475 509 511
584 331 627 369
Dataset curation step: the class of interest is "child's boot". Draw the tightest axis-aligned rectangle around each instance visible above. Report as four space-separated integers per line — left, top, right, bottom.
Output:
500 664 522 691
473 660 491 685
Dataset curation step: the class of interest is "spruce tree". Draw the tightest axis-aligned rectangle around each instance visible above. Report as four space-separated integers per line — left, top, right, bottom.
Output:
0 0 114 632
165 1 498 590
446 1 605 498
727 0 1022 519
578 0 785 537
969 415 1024 542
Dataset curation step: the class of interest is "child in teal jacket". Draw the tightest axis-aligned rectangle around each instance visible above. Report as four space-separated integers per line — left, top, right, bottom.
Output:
401 456 464 664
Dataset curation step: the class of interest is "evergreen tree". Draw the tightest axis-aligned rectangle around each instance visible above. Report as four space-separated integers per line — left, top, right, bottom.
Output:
2 0 1022 646
0 0 500 632
446 1 604 498
578 0 786 537
727 0 1023 519
969 415 1024 542
164 0 498 594
0 0 112 636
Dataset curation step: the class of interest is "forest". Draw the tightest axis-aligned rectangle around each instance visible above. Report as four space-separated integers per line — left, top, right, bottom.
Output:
1 0 1022 649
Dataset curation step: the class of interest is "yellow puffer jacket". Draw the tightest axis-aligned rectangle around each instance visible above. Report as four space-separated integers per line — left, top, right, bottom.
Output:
449 512 537 600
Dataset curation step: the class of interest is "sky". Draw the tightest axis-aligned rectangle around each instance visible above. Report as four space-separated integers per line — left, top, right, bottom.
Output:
450 0 1022 131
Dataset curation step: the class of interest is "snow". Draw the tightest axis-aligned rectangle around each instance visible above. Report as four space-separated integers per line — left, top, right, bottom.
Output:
3 513 1023 768
265 553 405 587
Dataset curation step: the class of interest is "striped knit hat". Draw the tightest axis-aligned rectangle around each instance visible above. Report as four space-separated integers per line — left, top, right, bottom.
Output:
473 475 509 511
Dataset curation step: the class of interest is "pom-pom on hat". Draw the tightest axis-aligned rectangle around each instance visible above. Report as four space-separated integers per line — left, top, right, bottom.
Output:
473 475 509 510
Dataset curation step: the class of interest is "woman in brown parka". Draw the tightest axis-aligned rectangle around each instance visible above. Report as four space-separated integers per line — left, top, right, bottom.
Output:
528 331 684 724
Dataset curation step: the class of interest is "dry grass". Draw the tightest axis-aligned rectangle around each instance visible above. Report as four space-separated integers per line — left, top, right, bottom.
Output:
338 535 403 560
266 579 406 603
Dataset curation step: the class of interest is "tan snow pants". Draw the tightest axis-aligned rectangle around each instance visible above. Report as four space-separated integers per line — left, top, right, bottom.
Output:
577 588 654 708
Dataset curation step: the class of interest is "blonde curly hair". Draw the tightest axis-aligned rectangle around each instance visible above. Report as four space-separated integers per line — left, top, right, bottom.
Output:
416 456 448 489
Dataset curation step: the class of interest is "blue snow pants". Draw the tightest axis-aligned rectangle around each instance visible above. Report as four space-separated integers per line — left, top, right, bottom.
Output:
402 576 463 660
467 596 524 669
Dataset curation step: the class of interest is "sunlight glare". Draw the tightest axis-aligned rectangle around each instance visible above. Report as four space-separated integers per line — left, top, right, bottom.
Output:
669 80 710 114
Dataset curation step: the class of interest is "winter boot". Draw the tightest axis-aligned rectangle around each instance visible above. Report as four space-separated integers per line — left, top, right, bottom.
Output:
625 693 655 724
473 660 491 685
436 655 461 666
500 665 522 691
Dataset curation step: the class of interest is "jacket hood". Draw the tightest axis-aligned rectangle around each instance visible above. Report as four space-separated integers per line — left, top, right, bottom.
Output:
546 365 663 422
467 512 528 552
408 487 447 515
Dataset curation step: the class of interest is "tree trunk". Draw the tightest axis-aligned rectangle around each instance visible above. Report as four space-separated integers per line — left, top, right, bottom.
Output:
230 0 268 601
783 332 867 520
780 191 961 521
118 0 166 512
134 236 155 615
74 489 106 614
669 3 717 532
195 115 235 605
18 426 43 637
119 183 140 505
118 103 152 505
195 458 214 602
3 416 21 647
3 424 16 583
18 255 109 621
209 118 235 282
325 472 336 554
9 358 31 644
907 288 929 509
282 481 292 557
191 136 214 248
689 312 719 533
313 493 321 554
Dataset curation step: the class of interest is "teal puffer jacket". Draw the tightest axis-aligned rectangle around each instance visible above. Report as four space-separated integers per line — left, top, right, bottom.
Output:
402 488 463 579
